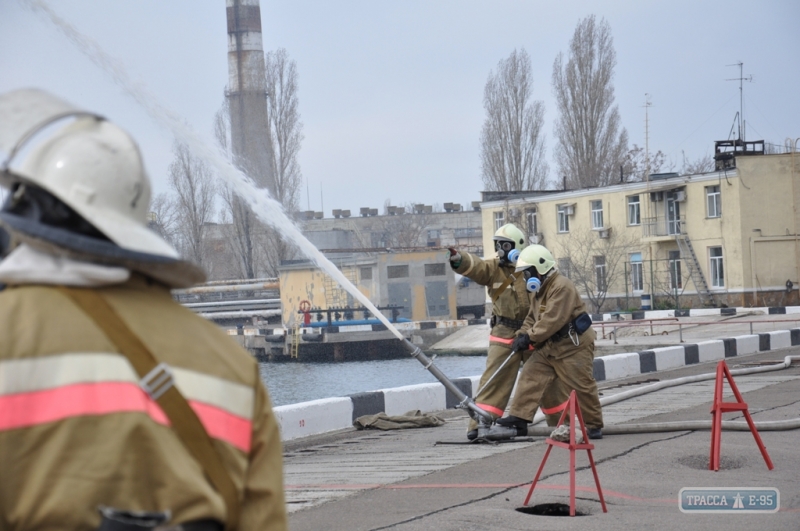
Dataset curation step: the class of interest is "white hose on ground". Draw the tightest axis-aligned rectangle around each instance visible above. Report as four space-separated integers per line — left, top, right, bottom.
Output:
527 354 800 435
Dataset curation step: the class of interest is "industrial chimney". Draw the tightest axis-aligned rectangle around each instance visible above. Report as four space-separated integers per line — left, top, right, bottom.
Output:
226 0 277 196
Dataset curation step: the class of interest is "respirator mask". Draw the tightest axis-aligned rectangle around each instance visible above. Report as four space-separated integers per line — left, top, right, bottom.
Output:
522 268 541 292
495 239 519 263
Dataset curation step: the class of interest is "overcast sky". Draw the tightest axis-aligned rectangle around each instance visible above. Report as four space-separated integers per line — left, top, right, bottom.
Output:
1 1 797 218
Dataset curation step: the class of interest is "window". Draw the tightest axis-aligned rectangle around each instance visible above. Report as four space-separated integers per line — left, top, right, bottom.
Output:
594 256 607 291
630 252 643 292
454 227 480 238
424 263 445 276
706 185 721 218
668 250 682 290
387 265 409 279
427 229 440 247
494 211 505 230
557 204 570 233
709 247 724 288
627 195 641 226
591 200 604 229
360 267 373 280
525 207 538 236
558 257 572 279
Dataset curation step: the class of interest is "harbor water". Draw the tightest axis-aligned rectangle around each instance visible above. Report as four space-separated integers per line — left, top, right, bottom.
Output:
259 355 488 407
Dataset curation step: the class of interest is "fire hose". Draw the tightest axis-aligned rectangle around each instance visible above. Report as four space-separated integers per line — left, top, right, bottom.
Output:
526 354 800 436
402 335 800 440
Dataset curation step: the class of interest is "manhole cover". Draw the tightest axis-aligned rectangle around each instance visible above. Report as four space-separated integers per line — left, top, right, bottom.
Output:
516 503 586 516
677 454 746 470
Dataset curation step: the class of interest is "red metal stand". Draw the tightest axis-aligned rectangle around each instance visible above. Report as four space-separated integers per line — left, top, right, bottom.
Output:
523 390 607 516
709 360 774 471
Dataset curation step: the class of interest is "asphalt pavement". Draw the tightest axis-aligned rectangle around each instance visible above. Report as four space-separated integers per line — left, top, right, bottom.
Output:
284 346 800 531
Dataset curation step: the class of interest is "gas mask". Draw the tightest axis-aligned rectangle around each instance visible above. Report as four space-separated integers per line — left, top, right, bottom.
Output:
494 239 519 264
522 268 542 292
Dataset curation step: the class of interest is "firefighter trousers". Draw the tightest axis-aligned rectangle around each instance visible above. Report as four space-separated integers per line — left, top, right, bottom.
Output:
508 346 604 429
469 342 569 432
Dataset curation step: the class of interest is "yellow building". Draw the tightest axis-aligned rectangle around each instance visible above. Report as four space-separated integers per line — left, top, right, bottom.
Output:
480 148 800 311
279 249 457 326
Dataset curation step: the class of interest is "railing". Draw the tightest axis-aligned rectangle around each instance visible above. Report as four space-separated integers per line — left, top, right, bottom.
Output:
642 214 686 238
595 318 800 344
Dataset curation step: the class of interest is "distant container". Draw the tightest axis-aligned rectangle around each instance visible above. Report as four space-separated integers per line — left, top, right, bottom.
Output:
641 294 652 311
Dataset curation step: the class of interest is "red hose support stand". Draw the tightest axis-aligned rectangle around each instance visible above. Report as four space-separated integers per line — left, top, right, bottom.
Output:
709 360 774 471
523 390 607 516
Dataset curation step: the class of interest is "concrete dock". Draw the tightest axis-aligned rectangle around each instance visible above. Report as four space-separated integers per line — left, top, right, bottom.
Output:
282 313 800 530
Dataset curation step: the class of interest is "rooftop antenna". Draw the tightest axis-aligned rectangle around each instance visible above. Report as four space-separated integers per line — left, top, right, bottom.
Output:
643 94 653 182
643 94 653 221
726 61 753 141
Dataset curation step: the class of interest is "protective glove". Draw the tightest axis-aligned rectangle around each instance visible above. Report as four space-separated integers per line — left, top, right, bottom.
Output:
447 247 462 268
511 333 532 352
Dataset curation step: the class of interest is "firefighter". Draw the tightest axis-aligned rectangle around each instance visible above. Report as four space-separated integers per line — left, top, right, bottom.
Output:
496 244 604 440
0 89 286 530
449 224 567 440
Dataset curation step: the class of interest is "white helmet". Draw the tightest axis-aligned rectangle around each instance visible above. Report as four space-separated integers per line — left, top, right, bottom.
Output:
493 223 525 263
515 244 556 275
0 89 204 288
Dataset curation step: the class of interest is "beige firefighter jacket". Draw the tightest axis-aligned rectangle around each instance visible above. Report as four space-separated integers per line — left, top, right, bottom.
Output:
453 251 529 340
0 275 286 531
519 271 596 359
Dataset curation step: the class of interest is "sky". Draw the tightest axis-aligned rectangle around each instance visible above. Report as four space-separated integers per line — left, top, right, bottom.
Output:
1 0 798 219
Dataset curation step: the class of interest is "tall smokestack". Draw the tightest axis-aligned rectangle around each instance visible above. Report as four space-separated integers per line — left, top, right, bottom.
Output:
226 0 277 196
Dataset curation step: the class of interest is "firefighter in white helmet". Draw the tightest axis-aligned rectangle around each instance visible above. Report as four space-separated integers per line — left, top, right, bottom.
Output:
448 224 568 440
496 244 604 440
0 89 286 530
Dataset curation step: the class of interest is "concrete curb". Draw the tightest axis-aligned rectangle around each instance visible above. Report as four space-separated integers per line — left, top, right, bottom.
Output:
274 327 800 441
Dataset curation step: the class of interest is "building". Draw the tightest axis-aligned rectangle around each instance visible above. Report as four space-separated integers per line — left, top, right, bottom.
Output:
300 203 483 252
479 144 800 311
278 249 459 326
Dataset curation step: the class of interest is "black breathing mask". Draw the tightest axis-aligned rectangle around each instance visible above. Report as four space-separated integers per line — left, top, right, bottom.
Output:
495 239 518 263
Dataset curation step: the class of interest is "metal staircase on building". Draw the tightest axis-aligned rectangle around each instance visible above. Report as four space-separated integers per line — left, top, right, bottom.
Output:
676 234 715 306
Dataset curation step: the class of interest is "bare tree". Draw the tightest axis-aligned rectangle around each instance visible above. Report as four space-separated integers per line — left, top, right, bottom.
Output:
148 192 179 246
218 184 260 278
372 204 433 248
480 48 549 192
265 48 304 210
681 151 715 175
553 15 628 189
649 256 693 309
168 142 216 267
623 144 667 182
555 228 638 313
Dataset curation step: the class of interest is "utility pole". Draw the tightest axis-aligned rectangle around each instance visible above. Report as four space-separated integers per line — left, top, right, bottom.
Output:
643 94 653 224
643 94 652 182
726 61 753 141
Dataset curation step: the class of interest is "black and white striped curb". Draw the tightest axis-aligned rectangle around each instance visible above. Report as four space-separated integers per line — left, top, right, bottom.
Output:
274 327 800 441
590 305 800 322
592 328 800 381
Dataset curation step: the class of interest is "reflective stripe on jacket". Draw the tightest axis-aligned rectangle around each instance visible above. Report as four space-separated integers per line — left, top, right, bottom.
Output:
0 276 286 531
